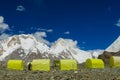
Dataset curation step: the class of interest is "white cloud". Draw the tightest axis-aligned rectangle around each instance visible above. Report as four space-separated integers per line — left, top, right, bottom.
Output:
0 23 9 32
0 16 4 23
18 31 25 34
37 28 53 32
30 27 53 33
64 31 70 34
0 33 10 40
16 5 25 11
82 41 86 44
47 29 53 32
115 18 120 27
62 38 78 48
0 16 9 33
87 49 104 58
33 32 50 45
34 32 47 38
53 38 78 48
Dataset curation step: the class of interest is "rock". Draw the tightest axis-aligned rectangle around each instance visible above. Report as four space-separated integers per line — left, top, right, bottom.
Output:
98 51 120 64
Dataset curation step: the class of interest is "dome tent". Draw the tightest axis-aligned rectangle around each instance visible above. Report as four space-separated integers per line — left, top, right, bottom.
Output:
7 60 24 70
109 56 120 68
54 59 77 70
31 59 50 71
85 59 104 68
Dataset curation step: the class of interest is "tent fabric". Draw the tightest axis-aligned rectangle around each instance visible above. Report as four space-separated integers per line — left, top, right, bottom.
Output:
85 59 104 68
54 59 77 70
109 56 120 68
7 60 24 70
31 59 50 71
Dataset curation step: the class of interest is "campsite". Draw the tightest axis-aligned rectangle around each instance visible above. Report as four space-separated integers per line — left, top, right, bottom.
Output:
0 57 120 80
0 0 120 79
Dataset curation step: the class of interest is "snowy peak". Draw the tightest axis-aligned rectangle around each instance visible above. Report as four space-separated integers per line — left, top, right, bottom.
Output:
0 34 49 60
50 38 92 63
0 35 93 64
105 36 120 52
50 38 78 54
1 34 49 51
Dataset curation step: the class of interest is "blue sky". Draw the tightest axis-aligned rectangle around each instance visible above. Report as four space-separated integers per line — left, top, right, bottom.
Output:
0 0 120 50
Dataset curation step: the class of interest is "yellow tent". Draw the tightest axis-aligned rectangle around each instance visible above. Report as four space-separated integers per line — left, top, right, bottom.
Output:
7 60 24 70
54 59 77 70
31 59 50 71
109 56 120 68
85 59 104 68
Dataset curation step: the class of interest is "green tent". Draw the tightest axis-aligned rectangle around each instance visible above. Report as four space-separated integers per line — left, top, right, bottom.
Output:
31 59 50 71
109 56 120 68
85 59 104 68
7 60 24 70
54 59 77 70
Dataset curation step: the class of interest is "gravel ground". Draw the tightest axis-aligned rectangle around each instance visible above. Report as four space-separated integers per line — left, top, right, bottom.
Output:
0 64 120 80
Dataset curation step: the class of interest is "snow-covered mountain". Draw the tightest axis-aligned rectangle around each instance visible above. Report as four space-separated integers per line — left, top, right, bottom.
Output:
88 50 104 58
50 38 92 63
105 36 120 52
0 34 92 63
0 34 49 61
98 36 120 63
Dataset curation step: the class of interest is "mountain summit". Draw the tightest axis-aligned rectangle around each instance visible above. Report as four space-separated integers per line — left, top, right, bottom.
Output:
0 34 49 61
105 36 120 52
98 36 120 63
50 38 92 63
0 34 92 63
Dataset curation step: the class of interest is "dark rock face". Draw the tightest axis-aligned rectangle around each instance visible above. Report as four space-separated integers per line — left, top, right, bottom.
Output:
98 51 120 64
4 48 49 62
3 48 73 64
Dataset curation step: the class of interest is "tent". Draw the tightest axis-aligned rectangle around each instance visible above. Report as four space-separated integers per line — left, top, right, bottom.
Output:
85 59 104 68
54 59 77 70
7 60 24 70
109 56 120 68
31 59 50 71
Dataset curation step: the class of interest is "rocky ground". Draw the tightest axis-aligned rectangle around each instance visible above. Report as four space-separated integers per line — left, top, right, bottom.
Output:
0 63 120 80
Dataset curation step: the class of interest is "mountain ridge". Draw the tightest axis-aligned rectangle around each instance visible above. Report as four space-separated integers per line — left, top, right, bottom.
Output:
99 36 120 63
1 34 120 64
105 36 120 52
0 34 94 63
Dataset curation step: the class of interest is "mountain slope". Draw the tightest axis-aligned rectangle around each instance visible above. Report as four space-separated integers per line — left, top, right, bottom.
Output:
99 36 120 63
106 36 120 52
0 34 49 61
0 34 92 63
50 38 92 63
